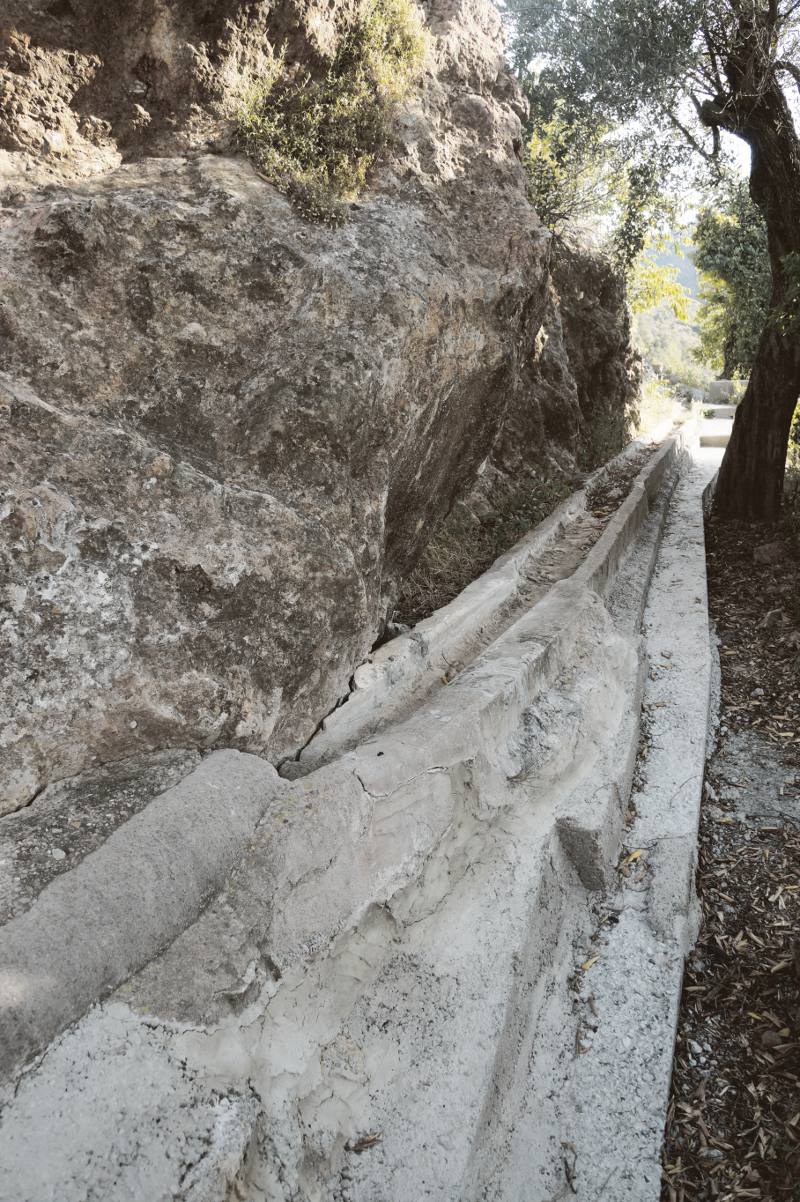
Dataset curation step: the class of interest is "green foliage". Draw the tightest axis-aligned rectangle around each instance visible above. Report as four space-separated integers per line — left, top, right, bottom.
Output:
613 159 663 269
238 0 427 223
636 375 683 434
500 0 799 191
525 111 601 231
633 302 711 388
520 73 681 270
628 249 690 320
523 82 623 233
693 182 771 377
503 0 800 512
501 0 705 128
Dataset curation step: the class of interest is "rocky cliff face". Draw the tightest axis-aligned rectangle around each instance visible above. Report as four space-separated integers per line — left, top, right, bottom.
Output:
396 239 641 620
1 0 288 175
483 240 642 487
553 242 641 464
0 0 553 811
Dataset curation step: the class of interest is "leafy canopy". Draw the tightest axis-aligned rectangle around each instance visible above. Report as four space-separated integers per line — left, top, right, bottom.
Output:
502 0 800 161
693 180 771 377
628 248 691 320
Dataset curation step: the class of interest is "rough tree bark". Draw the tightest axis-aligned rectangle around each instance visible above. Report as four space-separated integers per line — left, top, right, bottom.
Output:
706 11 800 520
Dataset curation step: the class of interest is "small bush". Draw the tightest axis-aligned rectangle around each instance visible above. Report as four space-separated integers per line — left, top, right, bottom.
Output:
238 0 427 223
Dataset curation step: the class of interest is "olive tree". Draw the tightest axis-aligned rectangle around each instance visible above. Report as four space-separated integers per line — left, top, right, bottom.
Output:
504 0 800 520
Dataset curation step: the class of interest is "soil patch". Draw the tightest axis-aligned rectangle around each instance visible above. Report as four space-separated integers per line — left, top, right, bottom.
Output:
662 513 800 1201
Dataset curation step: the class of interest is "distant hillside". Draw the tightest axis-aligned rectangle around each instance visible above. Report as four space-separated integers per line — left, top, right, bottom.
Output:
633 297 712 388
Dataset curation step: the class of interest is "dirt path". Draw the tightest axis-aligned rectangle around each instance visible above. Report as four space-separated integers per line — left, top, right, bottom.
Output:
662 516 800 1201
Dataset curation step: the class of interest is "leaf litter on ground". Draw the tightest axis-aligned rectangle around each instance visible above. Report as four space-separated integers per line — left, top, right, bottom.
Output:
661 513 800 1201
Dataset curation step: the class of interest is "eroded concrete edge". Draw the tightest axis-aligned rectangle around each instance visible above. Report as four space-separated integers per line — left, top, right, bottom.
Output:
296 428 688 774
566 450 717 1202
0 749 282 1080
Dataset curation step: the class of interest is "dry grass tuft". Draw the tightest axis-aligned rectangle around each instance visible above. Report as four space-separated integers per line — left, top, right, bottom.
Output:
394 473 573 625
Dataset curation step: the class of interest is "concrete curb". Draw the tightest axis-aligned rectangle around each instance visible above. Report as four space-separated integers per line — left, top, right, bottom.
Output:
293 428 690 775
0 750 281 1079
568 451 716 1200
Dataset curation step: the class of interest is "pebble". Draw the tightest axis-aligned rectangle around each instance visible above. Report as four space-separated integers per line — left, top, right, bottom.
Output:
50 848 66 861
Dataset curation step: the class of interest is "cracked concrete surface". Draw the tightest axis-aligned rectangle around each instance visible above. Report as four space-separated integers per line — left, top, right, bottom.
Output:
0 430 714 1202
287 427 681 778
569 452 718 1200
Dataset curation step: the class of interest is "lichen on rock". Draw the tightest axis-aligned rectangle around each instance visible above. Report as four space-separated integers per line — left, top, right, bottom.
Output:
0 0 552 811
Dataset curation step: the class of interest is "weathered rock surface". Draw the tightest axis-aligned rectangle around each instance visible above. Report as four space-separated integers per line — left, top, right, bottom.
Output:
553 242 641 462
1 0 278 178
0 0 551 810
487 240 642 488
400 239 641 606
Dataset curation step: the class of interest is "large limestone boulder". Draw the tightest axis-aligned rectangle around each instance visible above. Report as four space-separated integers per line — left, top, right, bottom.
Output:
551 242 641 463
0 0 550 811
463 240 642 510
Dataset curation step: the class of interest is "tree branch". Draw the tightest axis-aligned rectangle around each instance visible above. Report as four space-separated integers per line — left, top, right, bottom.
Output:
775 58 800 95
663 104 722 172
711 120 721 158
699 95 740 136
702 23 725 93
689 89 722 156
691 90 723 157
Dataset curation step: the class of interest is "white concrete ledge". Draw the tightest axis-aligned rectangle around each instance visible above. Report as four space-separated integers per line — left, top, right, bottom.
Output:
292 428 690 776
0 750 281 1079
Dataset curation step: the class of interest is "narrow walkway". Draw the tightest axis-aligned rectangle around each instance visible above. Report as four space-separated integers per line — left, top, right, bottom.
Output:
568 448 719 1201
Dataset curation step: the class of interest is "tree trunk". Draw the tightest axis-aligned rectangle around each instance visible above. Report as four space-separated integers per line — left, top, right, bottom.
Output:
708 49 800 520
713 323 799 519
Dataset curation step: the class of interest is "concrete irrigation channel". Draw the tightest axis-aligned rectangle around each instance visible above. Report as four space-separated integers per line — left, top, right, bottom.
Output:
0 425 723 1202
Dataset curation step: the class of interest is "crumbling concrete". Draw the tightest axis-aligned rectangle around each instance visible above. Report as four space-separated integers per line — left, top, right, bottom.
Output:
0 430 714 1202
0 749 282 1079
290 426 686 777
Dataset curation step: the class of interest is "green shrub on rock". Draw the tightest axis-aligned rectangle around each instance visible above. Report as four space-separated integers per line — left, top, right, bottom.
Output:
238 0 428 223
